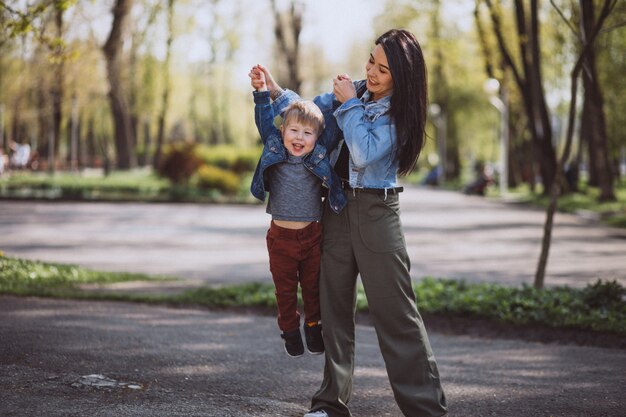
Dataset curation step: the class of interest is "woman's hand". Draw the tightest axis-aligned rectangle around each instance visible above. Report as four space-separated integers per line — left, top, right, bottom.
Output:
333 74 356 103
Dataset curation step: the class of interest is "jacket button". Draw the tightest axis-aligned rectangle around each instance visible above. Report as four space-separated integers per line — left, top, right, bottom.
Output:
318 153 323 158
323 176 327 180
334 206 338 210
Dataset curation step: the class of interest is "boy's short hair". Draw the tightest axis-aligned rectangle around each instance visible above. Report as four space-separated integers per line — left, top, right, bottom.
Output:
282 100 325 135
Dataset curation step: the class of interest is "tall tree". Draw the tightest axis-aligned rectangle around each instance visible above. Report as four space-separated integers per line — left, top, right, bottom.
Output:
579 0 616 201
50 1 65 170
270 0 302 92
480 0 558 195
153 0 174 169
534 0 618 289
430 0 460 180
129 0 161 165
103 0 136 169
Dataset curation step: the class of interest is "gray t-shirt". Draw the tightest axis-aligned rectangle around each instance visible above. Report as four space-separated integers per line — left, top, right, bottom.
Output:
266 154 323 222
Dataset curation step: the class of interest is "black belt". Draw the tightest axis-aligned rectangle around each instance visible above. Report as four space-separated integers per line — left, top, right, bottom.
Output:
341 181 403 195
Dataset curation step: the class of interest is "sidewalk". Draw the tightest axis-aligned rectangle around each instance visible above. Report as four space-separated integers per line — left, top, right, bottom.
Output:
2 187 625 416
2 186 625 290
1 296 625 417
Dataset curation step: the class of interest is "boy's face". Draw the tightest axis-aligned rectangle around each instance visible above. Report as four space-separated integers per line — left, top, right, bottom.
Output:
280 120 318 157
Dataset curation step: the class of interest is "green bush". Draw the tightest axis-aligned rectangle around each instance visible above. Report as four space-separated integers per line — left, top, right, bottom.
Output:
2 254 624 336
0 255 167 296
194 145 261 174
157 143 203 184
196 164 241 195
412 278 626 335
0 170 170 200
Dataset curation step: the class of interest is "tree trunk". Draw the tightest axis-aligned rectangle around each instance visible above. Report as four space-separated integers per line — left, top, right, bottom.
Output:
514 0 557 194
270 0 302 92
580 0 615 202
50 4 64 166
153 0 175 170
534 0 616 289
431 0 460 180
581 97 598 185
483 0 557 195
103 0 136 170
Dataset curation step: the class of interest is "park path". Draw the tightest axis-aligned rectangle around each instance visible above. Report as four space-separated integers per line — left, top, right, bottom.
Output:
1 186 624 289
1 295 624 417
2 188 625 416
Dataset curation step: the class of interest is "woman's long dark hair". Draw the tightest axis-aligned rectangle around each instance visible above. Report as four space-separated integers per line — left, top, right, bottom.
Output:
376 29 427 176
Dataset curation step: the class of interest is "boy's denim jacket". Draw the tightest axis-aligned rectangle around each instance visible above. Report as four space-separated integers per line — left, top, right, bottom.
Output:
273 80 400 190
250 90 347 213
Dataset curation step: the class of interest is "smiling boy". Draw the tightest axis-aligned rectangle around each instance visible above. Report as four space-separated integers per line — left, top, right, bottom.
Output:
249 66 345 357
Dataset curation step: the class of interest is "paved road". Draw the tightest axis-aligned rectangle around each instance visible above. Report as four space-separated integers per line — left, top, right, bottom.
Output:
2 190 625 416
1 296 624 417
1 186 624 288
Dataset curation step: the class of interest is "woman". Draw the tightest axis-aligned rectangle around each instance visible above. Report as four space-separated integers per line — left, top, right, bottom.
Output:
257 29 447 417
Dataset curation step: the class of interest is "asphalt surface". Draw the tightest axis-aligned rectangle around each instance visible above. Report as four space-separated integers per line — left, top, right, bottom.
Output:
1 187 626 416
1 296 625 417
1 186 625 289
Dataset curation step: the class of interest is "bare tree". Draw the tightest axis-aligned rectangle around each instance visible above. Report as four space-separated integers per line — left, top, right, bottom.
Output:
152 0 175 169
50 2 64 171
270 0 302 92
480 0 558 195
129 0 161 166
103 0 136 169
430 0 461 180
534 0 618 289
579 0 616 202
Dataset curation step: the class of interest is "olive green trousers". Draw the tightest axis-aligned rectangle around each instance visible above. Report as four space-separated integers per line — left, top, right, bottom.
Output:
310 190 447 417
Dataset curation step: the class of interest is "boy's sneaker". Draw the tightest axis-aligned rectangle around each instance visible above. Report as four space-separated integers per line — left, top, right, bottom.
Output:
304 322 324 354
281 328 304 357
304 410 329 417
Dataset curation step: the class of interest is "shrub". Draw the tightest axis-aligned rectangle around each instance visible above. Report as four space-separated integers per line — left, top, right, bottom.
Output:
157 143 203 184
582 280 625 309
231 153 260 174
196 164 241 195
194 145 261 174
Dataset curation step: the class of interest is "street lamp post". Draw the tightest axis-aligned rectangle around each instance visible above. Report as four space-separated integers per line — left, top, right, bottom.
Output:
484 78 509 196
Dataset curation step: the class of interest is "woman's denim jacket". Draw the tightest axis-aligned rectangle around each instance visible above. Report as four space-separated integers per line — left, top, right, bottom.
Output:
250 90 347 213
273 80 400 190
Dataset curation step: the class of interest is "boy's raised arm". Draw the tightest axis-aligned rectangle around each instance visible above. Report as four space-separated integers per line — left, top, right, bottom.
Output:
250 66 279 143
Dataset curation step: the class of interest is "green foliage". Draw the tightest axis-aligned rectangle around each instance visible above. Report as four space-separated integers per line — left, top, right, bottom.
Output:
0 170 169 200
194 145 261 174
2 255 624 336
412 278 626 335
582 280 625 309
0 255 168 296
176 283 277 308
196 164 240 195
507 180 626 228
157 143 204 185
0 166 254 203
0 1 77 47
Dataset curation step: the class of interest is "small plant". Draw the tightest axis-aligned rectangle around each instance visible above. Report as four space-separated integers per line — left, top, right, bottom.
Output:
194 145 261 173
157 143 203 185
582 280 625 309
196 164 241 195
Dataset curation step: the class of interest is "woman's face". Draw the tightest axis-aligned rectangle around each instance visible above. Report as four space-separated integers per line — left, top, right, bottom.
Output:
365 44 393 101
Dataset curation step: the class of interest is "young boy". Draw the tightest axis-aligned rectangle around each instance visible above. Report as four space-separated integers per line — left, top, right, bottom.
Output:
249 66 346 357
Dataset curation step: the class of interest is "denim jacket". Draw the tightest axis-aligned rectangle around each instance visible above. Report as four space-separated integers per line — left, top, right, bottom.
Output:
273 80 399 189
250 91 347 213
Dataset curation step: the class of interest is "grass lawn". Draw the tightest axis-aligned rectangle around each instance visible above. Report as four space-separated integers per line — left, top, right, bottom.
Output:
1 255 624 338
